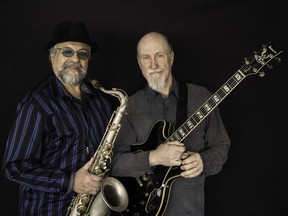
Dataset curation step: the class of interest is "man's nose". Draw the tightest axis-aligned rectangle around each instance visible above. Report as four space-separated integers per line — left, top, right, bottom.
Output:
70 52 80 62
150 57 158 68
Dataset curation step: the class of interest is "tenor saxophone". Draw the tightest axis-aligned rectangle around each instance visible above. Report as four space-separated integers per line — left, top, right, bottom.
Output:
66 79 129 216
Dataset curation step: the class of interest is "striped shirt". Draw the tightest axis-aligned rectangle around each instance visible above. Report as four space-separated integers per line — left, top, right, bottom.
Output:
2 75 112 216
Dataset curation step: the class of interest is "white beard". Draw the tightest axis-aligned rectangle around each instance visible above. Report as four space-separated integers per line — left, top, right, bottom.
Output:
58 61 87 85
147 72 167 91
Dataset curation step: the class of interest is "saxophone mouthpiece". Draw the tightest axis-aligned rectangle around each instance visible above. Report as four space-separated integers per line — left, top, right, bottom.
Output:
89 78 102 89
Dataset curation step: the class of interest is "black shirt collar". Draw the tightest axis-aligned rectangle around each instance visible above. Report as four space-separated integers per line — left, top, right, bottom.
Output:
145 76 179 102
49 75 96 99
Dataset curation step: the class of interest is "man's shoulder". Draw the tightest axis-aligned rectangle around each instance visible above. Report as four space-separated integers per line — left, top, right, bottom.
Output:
17 76 56 110
129 86 150 102
186 82 211 96
130 88 146 97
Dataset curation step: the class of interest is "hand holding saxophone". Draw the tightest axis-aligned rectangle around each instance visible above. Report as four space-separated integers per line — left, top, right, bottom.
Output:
73 157 103 195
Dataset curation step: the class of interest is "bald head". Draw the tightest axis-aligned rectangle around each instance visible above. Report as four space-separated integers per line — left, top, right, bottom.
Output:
136 32 174 96
137 32 173 58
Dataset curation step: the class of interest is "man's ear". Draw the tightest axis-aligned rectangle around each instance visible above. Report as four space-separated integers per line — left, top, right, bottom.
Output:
170 51 175 66
137 57 141 68
49 52 55 66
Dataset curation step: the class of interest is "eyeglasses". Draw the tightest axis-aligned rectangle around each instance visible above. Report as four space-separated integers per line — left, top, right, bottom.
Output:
56 47 91 60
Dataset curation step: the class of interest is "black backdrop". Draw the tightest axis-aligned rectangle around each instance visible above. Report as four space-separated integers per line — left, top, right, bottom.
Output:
1 0 287 215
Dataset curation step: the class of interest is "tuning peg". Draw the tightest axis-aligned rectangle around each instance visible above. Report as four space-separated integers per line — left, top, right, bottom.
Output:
261 44 268 51
266 64 273 69
261 44 267 48
259 71 265 77
275 57 281 63
244 57 249 64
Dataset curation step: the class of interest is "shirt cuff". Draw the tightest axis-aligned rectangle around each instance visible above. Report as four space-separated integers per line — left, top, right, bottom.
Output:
64 172 75 197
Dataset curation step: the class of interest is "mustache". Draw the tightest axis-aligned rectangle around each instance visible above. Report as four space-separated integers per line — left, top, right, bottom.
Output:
63 61 82 70
148 70 163 74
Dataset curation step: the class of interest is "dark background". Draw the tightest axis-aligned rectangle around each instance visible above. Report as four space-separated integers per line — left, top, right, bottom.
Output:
1 0 287 215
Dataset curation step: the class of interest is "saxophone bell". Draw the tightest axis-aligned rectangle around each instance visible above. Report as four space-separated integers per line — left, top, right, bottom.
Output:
89 177 129 216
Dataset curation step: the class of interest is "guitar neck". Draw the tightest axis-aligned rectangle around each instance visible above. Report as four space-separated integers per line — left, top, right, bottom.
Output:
166 70 246 143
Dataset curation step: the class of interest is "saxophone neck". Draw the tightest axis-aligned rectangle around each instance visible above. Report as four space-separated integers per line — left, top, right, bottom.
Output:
103 87 128 106
89 78 128 108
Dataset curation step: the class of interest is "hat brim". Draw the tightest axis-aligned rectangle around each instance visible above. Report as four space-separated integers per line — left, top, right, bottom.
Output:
44 40 98 54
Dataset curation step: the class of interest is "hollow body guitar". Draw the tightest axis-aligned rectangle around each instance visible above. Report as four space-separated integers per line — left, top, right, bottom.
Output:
116 43 283 216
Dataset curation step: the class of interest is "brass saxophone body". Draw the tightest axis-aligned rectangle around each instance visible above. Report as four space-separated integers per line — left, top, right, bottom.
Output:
66 80 129 216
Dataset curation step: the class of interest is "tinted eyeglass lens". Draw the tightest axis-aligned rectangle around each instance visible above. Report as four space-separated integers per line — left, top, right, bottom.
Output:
59 48 90 60
77 50 90 59
62 49 74 57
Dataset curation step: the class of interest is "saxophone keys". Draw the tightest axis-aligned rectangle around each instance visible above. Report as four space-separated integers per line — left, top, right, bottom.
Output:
94 169 103 175
99 161 106 167
104 142 113 149
77 204 87 214
81 195 91 204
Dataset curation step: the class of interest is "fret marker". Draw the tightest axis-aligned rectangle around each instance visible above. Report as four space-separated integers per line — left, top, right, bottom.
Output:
204 103 211 111
196 111 203 119
179 128 185 137
223 85 230 92
235 73 243 81
186 120 194 129
213 95 220 102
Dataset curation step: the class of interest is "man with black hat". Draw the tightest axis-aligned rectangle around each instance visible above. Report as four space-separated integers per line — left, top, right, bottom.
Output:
2 21 113 215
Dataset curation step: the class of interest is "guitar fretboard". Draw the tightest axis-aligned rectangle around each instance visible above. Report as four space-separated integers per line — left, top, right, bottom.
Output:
166 70 246 143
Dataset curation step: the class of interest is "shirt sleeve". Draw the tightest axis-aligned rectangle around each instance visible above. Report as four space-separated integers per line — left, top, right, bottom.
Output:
2 102 71 194
199 106 231 176
110 113 153 178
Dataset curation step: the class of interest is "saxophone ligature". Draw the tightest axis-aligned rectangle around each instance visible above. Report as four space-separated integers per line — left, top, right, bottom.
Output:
66 79 129 216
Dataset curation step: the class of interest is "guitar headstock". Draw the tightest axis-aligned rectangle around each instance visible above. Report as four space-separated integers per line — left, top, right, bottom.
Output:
241 42 283 77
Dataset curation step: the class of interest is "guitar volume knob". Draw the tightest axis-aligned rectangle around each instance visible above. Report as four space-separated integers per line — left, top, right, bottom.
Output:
148 204 156 211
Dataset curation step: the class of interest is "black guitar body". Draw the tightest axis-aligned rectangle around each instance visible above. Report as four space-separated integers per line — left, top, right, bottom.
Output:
114 120 182 216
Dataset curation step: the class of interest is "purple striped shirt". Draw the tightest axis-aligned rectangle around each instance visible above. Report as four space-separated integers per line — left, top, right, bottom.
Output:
2 75 112 215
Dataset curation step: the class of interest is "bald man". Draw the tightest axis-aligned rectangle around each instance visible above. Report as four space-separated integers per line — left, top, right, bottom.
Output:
111 32 231 216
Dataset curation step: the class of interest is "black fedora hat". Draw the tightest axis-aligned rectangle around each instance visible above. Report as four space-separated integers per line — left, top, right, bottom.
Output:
44 21 98 53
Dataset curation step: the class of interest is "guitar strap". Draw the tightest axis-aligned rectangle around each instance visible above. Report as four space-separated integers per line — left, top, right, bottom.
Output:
175 81 188 129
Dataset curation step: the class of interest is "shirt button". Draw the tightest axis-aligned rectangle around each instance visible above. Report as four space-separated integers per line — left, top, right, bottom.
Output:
84 146 89 155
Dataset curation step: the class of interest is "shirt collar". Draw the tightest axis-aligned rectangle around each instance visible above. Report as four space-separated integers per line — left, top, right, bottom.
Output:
145 76 179 102
48 75 96 99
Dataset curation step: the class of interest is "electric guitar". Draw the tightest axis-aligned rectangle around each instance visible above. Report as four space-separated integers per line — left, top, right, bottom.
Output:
117 42 283 216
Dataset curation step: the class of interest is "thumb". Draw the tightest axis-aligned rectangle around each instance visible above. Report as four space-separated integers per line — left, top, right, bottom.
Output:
83 157 94 170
